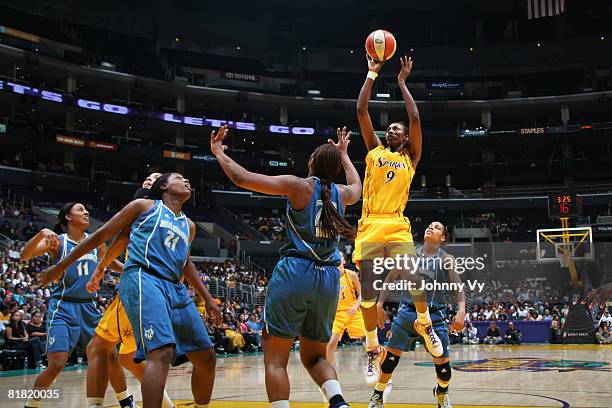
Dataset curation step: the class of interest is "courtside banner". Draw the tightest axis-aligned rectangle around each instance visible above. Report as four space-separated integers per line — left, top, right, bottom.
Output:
562 304 596 344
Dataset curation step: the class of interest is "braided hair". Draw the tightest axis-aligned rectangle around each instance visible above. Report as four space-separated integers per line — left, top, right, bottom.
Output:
148 172 174 200
309 144 356 239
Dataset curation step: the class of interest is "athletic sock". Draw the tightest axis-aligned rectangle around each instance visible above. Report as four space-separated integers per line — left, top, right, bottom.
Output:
373 389 384 399
320 379 343 401
375 381 387 392
86 397 105 408
25 398 41 408
417 309 431 325
365 329 379 351
116 390 134 408
436 384 449 393
270 401 290 408
162 390 175 408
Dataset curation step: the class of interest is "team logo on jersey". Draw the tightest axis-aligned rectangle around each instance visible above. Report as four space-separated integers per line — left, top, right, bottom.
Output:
144 325 155 341
415 357 612 372
121 326 134 340
377 157 407 169
48 335 55 346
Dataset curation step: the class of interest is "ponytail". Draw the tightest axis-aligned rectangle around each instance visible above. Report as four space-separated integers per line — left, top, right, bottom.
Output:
310 144 356 240
319 177 356 240
54 202 78 235
52 222 64 235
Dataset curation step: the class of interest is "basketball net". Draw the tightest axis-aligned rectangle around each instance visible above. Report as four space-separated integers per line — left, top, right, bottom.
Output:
559 252 570 268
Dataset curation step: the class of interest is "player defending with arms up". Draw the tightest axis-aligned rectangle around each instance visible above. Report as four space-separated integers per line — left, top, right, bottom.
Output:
212 125 361 408
355 55 443 385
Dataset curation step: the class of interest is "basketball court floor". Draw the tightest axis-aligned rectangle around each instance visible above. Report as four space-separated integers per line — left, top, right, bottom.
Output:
1 344 610 407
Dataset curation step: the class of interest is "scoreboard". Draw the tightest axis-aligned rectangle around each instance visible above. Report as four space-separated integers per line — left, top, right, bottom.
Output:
548 192 582 218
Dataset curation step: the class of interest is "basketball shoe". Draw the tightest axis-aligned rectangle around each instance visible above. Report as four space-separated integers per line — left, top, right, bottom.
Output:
368 390 384 408
434 385 452 408
414 320 443 357
365 346 386 386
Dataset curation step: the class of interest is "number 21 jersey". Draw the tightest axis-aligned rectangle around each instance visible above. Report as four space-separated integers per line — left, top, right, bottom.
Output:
124 200 190 282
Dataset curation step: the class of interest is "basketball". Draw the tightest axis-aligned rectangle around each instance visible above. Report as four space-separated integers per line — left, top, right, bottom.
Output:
365 29 397 62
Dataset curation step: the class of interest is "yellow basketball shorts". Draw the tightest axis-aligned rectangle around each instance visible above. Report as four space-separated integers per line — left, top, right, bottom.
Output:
332 309 366 338
352 214 415 266
95 296 137 355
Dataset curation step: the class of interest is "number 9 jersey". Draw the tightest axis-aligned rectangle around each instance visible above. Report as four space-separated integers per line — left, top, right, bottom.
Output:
353 145 416 265
123 200 191 282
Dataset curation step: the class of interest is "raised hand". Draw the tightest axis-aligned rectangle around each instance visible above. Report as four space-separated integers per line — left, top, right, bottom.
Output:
210 125 229 156
398 55 413 83
367 54 385 73
328 126 352 155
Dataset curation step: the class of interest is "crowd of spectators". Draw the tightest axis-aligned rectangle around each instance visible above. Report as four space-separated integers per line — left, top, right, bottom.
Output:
238 209 286 241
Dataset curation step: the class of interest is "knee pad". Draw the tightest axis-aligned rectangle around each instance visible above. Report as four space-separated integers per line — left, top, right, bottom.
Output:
380 351 401 374
435 361 452 384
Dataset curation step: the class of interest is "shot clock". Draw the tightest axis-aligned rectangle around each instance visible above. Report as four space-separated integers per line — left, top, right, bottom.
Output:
548 192 582 218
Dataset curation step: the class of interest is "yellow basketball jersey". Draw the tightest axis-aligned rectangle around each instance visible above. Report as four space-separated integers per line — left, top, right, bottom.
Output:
337 270 357 312
361 145 415 216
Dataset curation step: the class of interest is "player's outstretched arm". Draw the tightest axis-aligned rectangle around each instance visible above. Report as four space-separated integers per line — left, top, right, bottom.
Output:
40 199 153 286
99 228 130 272
211 125 308 205
397 56 422 169
86 229 130 293
328 126 362 206
356 56 384 151
20 228 60 261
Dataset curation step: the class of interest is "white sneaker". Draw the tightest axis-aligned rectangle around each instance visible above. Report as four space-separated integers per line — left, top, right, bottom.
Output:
368 391 384 408
434 385 452 408
414 320 443 357
365 346 386 387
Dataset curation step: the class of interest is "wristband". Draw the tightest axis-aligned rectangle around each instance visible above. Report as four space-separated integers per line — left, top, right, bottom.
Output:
367 71 378 80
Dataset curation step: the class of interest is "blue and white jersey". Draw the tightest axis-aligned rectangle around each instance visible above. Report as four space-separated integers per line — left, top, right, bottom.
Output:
281 177 343 266
50 234 98 300
124 200 191 282
400 244 449 313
